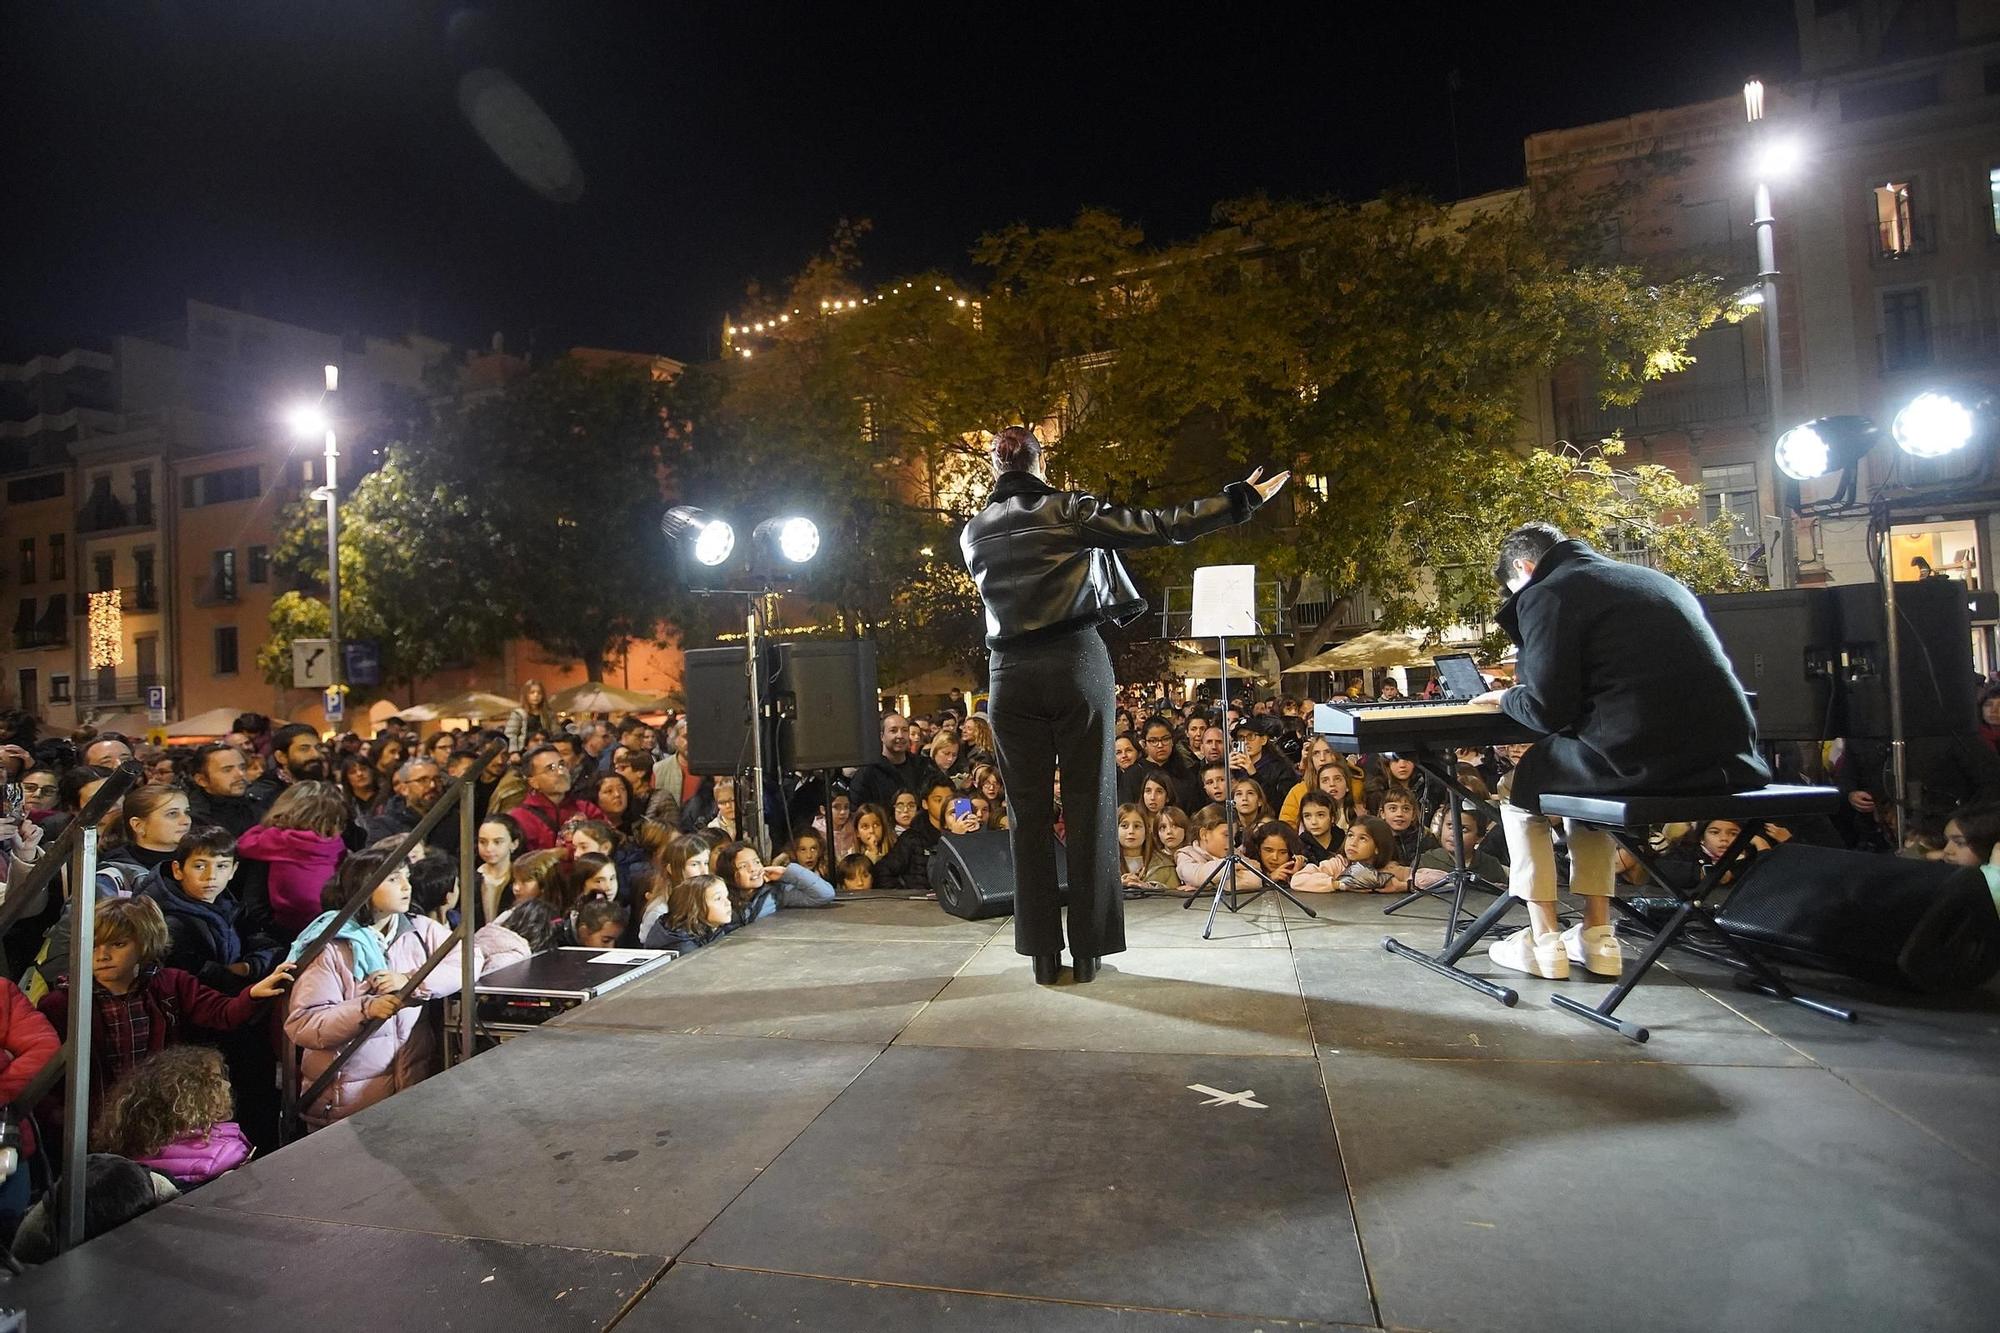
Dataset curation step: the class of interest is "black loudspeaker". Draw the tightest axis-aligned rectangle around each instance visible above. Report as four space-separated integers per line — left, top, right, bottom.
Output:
1831 578 1975 739
773 639 877 771
1715 843 2000 992
929 829 1068 920
683 647 757 776
1699 590 1839 741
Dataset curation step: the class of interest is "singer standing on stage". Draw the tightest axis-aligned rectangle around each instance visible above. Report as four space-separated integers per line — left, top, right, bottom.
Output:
961 426 1286 985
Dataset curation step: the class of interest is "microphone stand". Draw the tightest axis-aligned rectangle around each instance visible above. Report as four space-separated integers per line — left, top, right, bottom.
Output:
1183 637 1318 939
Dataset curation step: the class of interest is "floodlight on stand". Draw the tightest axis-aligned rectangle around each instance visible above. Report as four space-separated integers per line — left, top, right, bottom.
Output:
753 516 820 566
661 505 736 566
1891 390 1980 460
1774 414 1877 481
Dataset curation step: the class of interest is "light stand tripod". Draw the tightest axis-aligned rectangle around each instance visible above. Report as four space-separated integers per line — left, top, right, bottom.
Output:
1178 597 1318 939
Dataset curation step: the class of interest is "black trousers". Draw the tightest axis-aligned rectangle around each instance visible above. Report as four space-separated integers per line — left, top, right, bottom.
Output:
988 623 1124 958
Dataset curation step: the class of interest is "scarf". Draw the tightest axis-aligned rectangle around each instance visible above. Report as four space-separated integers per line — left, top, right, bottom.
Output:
152 884 242 968
285 911 392 981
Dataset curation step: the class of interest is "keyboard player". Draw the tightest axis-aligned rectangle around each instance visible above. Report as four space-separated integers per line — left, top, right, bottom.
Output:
1471 522 1770 981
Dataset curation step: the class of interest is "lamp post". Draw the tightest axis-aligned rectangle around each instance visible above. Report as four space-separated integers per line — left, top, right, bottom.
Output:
1746 79 1798 589
289 363 343 714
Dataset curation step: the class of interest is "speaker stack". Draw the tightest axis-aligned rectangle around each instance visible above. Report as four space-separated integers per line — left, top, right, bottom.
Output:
682 639 880 777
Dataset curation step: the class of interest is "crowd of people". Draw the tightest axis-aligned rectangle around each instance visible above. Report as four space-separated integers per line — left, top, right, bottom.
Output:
1 653 1997 1261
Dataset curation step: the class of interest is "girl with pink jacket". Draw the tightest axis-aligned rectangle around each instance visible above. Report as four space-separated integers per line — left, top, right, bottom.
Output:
234 781 350 938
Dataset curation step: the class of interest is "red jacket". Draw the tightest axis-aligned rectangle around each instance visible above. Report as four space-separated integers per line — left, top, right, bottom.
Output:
507 792 606 853
0 979 60 1156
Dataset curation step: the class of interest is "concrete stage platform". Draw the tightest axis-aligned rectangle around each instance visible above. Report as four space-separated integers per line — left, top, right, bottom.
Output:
10 891 1999 1330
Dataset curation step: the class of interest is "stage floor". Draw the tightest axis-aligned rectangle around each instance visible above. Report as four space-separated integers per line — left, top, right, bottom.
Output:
11 890 1999 1331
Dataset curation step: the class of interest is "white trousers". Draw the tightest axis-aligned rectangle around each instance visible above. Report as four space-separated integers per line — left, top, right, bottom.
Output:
1500 801 1616 902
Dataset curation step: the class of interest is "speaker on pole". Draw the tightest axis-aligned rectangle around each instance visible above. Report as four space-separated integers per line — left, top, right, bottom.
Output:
683 646 758 776
772 639 877 771
1831 578 1976 739
929 829 1069 920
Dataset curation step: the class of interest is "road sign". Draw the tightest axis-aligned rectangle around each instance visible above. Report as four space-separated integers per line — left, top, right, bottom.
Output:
144 727 167 747
293 639 332 690
323 686 345 725
343 639 381 687
145 684 168 724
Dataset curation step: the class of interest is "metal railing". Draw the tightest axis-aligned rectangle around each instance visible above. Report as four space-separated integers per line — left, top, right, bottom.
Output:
281 737 502 1137
71 672 166 707
0 761 144 1254
1557 377 1767 439
1877 318 1999 374
1867 214 1935 262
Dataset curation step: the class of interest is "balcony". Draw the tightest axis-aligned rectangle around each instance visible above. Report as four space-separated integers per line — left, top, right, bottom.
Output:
1877 319 1999 374
1867 215 1936 263
1558 377 1767 440
73 672 166 707
10 628 66 651
75 495 157 535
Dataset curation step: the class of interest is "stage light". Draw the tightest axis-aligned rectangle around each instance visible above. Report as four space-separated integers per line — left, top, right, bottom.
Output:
1774 415 1877 481
287 403 329 438
661 506 735 566
1891 391 1977 459
753 516 819 565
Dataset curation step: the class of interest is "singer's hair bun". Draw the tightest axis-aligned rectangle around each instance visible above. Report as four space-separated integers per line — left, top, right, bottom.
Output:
991 425 1041 472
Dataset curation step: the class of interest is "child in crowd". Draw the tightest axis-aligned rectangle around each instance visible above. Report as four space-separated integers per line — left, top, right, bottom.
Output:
408 847 460 925
1116 803 1179 892
1230 780 1276 850
815 788 857 860
971 764 1008 831
0 975 59 1235
147 827 279 992
10 1154 179 1266
1250 820 1307 890
235 781 351 941
837 853 876 893
92 1046 250 1190
284 846 511 1128
566 897 630 949
1176 804 1261 894
891 791 920 835
563 852 621 913
1376 787 1436 866
1138 772 1176 820
854 804 893 863
1200 762 1230 810
1296 791 1341 862
1938 801 2000 914
1314 759 1361 830
776 830 829 877
1155 806 1191 855
504 848 565 915
713 840 837 924
642 874 735 954
1327 817 1404 893
1278 738 1340 825
639 832 712 943
37 896 294 1128
473 814 525 925
1412 802 1510 891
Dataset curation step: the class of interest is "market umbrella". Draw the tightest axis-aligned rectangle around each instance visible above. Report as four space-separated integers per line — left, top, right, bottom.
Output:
882 664 977 697
1167 650 1268 683
1281 631 1430 673
548 681 662 715
435 691 521 721
166 706 288 739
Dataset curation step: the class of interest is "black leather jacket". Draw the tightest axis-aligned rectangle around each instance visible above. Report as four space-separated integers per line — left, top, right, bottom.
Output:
961 470 1262 647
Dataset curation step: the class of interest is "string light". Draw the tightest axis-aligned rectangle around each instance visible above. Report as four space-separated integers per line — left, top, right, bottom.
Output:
88 590 123 669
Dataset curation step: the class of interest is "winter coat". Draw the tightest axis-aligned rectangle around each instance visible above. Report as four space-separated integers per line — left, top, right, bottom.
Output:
37 967 266 1125
874 815 942 894
146 879 279 993
234 825 346 939
733 862 837 924
1119 849 1179 892
0 979 60 1156
507 792 606 854
847 755 946 822
1497 539 1770 814
185 786 266 839
1176 844 1256 893
132 1122 253 1187
282 916 521 1128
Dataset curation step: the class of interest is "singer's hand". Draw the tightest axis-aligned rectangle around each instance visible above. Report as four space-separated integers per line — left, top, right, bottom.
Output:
1243 467 1291 503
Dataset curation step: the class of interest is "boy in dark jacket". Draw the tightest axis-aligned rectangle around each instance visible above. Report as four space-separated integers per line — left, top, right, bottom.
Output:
146 827 280 993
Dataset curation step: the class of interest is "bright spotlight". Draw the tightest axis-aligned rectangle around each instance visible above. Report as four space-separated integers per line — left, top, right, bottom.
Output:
1734 285 1766 309
1752 135 1803 179
661 505 736 566
287 404 329 438
1892 391 1976 460
1774 414 1877 481
753 516 820 565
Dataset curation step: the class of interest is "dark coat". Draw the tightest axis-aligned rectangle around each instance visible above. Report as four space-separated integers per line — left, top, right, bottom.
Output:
185 785 266 839
1497 539 1770 812
848 754 945 818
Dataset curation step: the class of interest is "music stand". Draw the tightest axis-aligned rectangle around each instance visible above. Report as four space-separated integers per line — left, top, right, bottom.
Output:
1181 565 1318 939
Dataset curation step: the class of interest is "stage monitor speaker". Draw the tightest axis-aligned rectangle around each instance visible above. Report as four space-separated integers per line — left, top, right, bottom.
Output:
930 829 1068 920
1716 842 2000 992
773 638 877 771
1699 589 1839 741
1831 578 1975 739
683 646 757 776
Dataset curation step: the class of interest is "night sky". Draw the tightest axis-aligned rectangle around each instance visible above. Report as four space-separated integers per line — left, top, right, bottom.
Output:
2 2 1800 365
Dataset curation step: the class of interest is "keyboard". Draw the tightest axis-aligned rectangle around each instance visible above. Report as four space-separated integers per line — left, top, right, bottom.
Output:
1313 700 1537 752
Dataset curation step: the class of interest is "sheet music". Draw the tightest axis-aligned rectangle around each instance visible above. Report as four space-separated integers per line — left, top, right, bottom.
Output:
1191 565 1257 638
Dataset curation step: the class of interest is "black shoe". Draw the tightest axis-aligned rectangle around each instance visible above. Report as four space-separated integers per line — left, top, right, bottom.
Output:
1071 954 1099 983
1032 953 1063 985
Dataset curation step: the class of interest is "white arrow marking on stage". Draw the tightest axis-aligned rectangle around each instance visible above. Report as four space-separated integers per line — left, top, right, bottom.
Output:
1187 1083 1266 1109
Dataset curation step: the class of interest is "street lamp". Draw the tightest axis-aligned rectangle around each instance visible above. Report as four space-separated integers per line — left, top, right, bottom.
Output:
1745 78 1803 588
289 364 342 718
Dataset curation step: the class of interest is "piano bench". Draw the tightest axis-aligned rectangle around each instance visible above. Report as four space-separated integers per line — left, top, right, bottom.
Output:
1537 784 1839 829
1530 783 1853 1043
